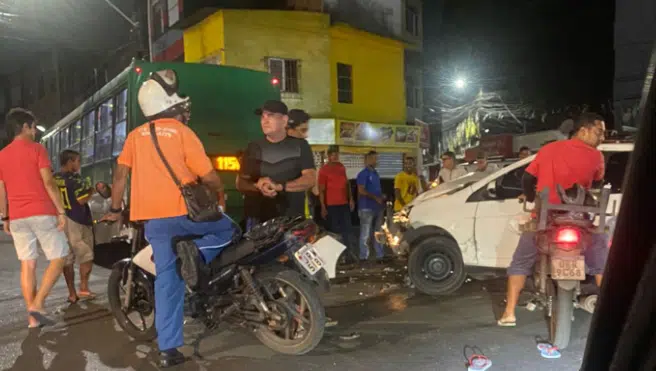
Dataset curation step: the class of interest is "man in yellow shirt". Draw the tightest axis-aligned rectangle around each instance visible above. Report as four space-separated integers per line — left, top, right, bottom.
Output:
394 157 422 212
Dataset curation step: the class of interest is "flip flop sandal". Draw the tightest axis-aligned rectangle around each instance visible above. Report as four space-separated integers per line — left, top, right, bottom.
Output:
67 296 79 305
28 323 43 329
464 346 492 371
497 318 516 327
28 311 56 326
540 345 561 359
78 292 96 300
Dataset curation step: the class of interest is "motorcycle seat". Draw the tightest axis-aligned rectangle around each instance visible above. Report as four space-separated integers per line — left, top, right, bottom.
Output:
212 239 256 268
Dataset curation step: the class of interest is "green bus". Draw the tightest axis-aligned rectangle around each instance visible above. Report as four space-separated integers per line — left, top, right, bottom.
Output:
42 59 280 220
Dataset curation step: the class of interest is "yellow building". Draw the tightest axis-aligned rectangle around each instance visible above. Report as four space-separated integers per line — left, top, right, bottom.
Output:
184 10 418 178
184 9 406 125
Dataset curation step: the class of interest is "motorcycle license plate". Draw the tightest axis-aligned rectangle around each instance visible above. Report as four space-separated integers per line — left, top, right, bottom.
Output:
551 256 585 280
294 244 325 276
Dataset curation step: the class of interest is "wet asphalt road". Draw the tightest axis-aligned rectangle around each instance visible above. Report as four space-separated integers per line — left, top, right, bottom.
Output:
0 234 591 371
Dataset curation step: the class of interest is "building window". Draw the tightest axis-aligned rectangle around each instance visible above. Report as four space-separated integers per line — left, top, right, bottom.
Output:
406 76 420 108
405 5 419 36
268 58 300 93
337 63 353 104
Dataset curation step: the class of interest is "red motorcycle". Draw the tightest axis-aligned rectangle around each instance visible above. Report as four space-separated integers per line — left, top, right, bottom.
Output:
525 185 611 349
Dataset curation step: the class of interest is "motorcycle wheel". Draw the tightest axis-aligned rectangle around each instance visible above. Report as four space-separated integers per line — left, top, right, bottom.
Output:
253 268 326 355
548 281 574 349
107 262 157 342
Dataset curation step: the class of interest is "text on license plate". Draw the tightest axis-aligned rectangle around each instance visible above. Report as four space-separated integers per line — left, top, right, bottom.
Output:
550 256 585 280
294 244 325 275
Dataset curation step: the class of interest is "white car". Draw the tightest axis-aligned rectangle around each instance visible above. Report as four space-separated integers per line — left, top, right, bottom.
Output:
398 141 633 296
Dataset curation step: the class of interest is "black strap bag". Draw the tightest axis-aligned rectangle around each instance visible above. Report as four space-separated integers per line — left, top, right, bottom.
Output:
149 122 223 222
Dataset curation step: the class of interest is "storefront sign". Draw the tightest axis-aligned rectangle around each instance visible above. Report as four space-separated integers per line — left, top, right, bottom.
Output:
337 121 419 148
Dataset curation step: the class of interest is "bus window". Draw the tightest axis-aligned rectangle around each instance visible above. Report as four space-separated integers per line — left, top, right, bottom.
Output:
96 98 114 161
61 126 70 150
71 120 82 150
81 111 95 165
113 89 128 157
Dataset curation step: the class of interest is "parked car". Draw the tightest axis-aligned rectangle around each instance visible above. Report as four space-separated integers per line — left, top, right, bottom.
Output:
393 141 633 296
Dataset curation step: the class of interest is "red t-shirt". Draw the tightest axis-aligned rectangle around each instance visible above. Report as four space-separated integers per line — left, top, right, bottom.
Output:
0 139 57 220
318 162 349 206
526 139 605 204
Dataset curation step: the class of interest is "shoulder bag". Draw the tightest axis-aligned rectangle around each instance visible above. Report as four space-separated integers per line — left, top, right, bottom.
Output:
149 122 223 222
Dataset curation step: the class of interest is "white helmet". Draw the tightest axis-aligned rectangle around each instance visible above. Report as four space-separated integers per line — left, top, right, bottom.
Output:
137 69 190 119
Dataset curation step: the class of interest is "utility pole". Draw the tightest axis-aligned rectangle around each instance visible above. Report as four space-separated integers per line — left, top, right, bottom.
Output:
146 0 154 61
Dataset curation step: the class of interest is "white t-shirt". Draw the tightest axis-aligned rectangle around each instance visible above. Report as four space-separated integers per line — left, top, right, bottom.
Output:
437 167 468 183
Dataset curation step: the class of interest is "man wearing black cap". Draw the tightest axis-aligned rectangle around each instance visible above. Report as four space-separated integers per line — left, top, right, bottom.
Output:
237 100 316 228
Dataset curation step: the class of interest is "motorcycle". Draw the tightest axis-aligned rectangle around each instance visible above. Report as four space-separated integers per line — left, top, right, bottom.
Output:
523 184 611 350
98 184 343 355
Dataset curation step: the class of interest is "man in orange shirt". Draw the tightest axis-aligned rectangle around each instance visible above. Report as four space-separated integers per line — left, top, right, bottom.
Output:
102 70 236 367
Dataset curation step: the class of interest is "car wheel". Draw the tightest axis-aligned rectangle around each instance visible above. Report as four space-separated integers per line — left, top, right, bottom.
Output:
408 235 466 296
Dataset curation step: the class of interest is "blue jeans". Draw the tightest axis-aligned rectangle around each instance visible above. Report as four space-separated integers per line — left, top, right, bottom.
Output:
327 204 354 250
144 215 237 351
358 209 384 260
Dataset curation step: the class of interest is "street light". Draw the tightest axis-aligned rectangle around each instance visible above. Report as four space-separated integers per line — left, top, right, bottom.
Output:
36 125 46 132
454 77 467 90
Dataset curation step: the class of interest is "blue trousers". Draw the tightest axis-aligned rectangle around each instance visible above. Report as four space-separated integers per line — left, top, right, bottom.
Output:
358 209 384 260
144 215 237 351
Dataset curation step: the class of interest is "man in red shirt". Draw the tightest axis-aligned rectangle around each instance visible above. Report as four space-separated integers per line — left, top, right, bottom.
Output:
498 112 607 327
0 108 69 328
319 145 355 258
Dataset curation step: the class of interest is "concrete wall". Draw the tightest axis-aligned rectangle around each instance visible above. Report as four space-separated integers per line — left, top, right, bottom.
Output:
329 24 406 124
223 10 333 117
184 10 407 124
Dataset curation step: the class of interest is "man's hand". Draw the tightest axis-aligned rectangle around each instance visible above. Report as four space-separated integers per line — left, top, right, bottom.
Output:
3 221 10 235
256 177 274 191
321 206 328 219
518 194 527 203
56 214 67 231
349 199 355 211
100 212 121 222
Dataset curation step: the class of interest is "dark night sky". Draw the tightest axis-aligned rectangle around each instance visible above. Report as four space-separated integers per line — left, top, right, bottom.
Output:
424 0 615 111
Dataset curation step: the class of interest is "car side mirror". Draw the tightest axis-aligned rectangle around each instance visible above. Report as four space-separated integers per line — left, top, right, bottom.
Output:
95 182 112 199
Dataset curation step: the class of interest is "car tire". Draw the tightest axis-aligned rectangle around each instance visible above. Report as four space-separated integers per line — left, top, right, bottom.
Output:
408 235 466 296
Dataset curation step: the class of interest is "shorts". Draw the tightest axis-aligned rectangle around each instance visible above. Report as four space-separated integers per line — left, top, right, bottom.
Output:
507 231 609 276
10 215 70 261
64 217 94 265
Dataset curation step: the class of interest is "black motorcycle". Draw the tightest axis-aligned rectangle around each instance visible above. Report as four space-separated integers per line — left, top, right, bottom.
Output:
105 206 328 355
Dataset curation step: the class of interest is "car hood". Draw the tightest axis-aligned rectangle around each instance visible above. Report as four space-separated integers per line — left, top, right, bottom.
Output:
410 172 489 206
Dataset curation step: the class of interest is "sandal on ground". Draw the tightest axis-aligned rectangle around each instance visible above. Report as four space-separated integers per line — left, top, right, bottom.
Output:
28 311 56 326
78 291 96 300
496 317 516 327
538 344 561 359
464 345 492 371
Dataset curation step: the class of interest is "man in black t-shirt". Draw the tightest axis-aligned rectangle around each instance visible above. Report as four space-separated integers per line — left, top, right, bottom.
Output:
54 150 96 303
237 100 316 229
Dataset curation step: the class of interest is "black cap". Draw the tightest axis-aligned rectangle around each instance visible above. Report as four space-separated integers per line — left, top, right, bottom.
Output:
288 109 311 127
254 100 288 116
327 145 339 154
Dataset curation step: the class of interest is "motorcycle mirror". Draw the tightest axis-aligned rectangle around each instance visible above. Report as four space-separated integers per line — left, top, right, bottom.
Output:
95 182 112 199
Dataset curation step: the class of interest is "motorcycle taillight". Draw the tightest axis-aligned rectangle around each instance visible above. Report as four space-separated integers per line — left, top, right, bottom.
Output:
554 227 580 244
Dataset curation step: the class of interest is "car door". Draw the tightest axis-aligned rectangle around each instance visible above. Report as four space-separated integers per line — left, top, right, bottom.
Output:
468 164 530 268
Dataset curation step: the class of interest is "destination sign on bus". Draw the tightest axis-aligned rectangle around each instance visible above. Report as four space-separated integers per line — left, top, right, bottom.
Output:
213 156 241 171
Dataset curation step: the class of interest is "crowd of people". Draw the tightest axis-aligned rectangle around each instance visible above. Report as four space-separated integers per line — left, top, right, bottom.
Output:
0 67 613 367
